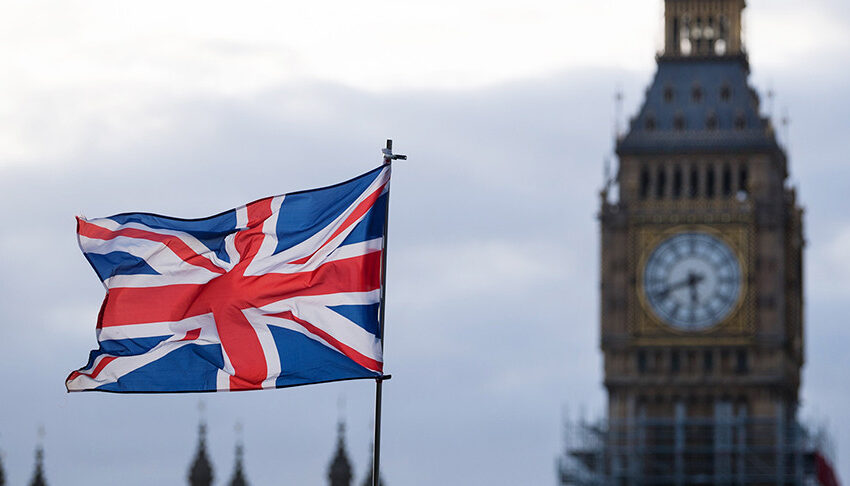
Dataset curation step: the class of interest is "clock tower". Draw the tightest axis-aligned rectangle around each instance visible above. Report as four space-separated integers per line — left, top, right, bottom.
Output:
605 0 802 390
561 0 819 484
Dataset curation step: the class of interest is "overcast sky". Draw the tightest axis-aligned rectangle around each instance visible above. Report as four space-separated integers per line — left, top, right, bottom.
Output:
1 1 849 484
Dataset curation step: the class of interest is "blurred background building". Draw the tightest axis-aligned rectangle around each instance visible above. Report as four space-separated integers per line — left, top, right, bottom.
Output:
558 0 840 485
0 419 384 486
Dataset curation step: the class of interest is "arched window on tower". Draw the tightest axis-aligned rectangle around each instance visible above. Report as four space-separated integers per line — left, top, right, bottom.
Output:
738 165 749 198
734 113 746 130
705 17 716 54
680 15 692 56
692 16 703 54
717 16 730 55
706 112 718 130
692 85 703 103
689 165 699 198
706 165 716 198
673 165 683 199
735 349 749 374
722 164 732 197
671 349 681 373
672 16 680 53
640 165 650 200
656 165 667 199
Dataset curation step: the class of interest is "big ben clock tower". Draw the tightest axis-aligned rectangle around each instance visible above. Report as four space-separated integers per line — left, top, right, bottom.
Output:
561 0 825 484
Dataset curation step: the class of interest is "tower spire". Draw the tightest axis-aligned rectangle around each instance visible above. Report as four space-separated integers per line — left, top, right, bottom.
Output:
188 413 214 486
228 423 249 486
28 426 47 486
328 419 353 486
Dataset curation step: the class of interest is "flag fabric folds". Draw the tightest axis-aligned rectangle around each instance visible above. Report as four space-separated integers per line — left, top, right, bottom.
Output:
66 166 390 393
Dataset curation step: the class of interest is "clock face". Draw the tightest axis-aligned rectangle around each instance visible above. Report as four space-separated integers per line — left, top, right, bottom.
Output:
643 232 742 331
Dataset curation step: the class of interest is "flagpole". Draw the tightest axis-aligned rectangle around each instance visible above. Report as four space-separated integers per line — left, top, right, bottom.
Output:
373 378 384 486
373 139 404 486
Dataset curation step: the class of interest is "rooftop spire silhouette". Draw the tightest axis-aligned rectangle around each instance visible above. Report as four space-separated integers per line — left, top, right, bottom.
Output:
29 445 47 486
229 423 249 486
0 441 5 486
188 420 214 486
328 420 353 486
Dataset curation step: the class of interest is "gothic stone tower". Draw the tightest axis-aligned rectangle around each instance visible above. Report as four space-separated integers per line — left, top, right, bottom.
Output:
597 0 805 483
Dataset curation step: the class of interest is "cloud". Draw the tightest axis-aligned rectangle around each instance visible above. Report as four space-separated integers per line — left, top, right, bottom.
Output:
808 225 850 300
393 239 574 306
748 1 850 69
0 52 848 483
1 1 849 483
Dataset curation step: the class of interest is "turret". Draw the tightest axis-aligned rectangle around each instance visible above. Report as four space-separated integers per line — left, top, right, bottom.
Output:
29 445 47 486
328 421 353 486
228 442 249 486
188 422 214 486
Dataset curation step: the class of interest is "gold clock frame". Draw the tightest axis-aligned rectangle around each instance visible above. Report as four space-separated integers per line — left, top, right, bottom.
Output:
631 224 754 342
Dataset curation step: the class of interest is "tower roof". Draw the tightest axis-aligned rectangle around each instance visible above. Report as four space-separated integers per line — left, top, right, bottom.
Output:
189 423 214 486
616 56 781 156
328 422 353 486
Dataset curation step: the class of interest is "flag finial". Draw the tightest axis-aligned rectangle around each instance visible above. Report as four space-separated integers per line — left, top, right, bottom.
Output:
382 139 407 165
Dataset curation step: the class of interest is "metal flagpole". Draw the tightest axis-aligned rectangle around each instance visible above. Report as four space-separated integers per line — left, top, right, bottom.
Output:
373 139 405 486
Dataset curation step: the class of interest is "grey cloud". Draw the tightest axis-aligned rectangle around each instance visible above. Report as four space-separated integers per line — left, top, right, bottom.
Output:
0 60 848 484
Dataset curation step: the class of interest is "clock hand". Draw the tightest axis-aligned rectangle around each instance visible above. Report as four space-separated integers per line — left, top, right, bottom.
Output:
687 271 704 305
656 274 698 298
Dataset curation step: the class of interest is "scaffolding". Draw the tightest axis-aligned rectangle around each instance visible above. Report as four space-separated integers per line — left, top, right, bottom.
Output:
558 412 832 486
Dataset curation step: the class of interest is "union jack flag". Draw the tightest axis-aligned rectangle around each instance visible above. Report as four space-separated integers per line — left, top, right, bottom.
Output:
66 166 390 393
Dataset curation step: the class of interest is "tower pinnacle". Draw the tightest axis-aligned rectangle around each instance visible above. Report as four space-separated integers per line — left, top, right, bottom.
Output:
29 446 47 486
328 421 353 486
228 443 248 486
188 422 214 486
229 423 249 486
